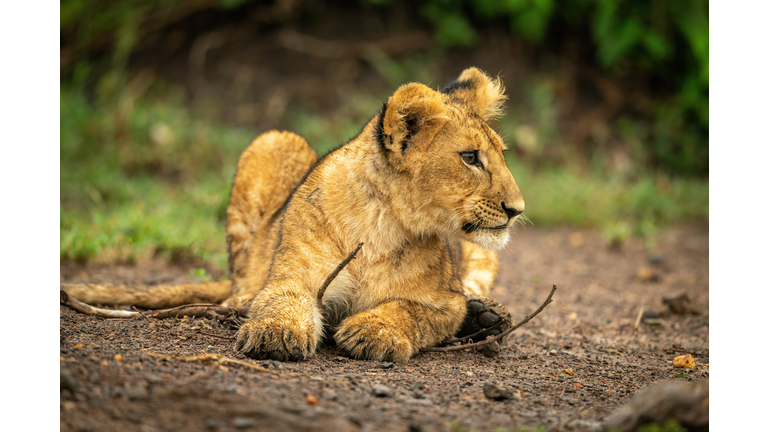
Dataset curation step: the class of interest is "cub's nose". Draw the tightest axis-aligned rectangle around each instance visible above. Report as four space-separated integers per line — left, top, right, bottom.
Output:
501 202 523 219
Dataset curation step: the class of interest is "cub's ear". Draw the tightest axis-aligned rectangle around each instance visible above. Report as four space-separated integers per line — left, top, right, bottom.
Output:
378 82 450 157
442 67 506 120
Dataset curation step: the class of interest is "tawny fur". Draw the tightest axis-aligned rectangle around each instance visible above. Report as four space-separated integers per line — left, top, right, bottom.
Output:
231 68 524 362
60 281 232 309
62 68 525 363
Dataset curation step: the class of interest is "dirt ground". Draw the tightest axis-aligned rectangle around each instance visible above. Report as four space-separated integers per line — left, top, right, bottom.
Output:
60 225 709 432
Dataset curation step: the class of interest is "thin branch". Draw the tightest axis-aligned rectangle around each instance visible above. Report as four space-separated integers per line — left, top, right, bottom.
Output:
634 306 644 329
422 284 557 353
61 290 247 324
144 351 275 374
441 320 504 345
143 351 306 377
148 303 247 320
132 305 153 322
61 290 136 318
316 243 364 307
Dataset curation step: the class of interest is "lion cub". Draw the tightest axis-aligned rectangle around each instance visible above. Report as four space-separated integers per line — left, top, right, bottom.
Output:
227 67 524 362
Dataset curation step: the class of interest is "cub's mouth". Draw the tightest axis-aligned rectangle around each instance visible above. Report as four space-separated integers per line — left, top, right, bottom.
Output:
461 222 508 234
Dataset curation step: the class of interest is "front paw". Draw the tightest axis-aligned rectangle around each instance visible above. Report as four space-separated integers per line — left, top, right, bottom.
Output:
457 295 514 344
235 317 317 361
334 314 416 363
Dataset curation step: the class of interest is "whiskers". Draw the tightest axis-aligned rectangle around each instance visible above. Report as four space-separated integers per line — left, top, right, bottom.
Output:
514 213 532 229
500 214 532 254
452 201 488 232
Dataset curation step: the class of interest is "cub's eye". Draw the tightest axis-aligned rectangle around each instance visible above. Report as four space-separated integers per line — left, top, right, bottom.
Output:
461 151 482 167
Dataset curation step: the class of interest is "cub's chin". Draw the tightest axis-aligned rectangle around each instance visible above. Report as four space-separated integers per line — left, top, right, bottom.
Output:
460 224 511 251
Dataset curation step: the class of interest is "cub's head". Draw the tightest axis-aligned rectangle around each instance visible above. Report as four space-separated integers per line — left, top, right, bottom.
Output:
376 67 524 250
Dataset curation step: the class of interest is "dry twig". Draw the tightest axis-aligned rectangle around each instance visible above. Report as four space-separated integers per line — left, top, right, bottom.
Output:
316 243 363 310
634 306 644 329
441 320 504 345
132 305 153 322
61 290 136 318
144 351 275 374
422 284 557 353
61 290 247 325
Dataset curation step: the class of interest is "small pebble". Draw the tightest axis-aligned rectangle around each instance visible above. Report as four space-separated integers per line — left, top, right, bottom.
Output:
205 418 227 430
60 368 78 394
232 417 256 428
406 397 433 406
642 309 661 319
378 362 394 369
482 383 514 401
372 384 393 397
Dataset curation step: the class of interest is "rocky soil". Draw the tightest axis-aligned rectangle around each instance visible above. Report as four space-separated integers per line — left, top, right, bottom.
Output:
60 226 709 431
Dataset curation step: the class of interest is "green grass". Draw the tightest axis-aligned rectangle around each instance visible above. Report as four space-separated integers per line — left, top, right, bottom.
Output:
60 77 708 271
507 160 709 238
60 83 256 269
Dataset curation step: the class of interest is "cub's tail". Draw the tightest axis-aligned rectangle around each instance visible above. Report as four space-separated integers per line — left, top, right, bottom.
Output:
60 281 232 309
61 131 317 311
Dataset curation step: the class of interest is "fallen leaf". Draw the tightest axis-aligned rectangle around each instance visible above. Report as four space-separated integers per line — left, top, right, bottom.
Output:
606 389 612 393
637 266 660 282
114 354 123 361
568 232 584 247
673 354 695 368
563 369 574 375
574 383 584 388
74 344 83 349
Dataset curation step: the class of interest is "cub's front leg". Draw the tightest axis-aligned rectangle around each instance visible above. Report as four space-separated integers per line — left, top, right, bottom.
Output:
235 282 324 361
334 294 467 363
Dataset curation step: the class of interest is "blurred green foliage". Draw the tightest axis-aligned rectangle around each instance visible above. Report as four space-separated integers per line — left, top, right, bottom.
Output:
415 0 709 176
60 78 256 268
60 0 708 267
637 420 686 432
61 0 708 176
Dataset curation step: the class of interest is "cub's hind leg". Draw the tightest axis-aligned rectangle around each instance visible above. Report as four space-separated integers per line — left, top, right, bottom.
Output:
453 240 514 344
223 131 317 308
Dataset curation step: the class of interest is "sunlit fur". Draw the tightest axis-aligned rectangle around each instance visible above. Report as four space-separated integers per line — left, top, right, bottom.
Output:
223 67 527 363
60 69 526 359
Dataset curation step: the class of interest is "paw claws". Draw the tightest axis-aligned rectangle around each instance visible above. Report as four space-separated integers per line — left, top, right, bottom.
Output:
335 322 414 363
234 320 314 362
